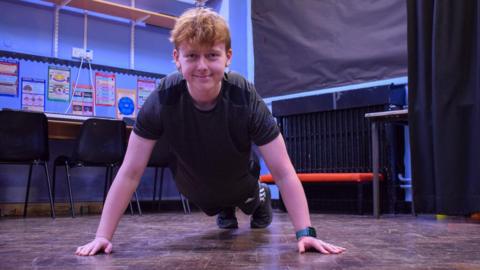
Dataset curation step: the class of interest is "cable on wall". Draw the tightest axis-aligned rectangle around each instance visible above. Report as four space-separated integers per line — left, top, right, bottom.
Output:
52 5 60 58
83 10 88 50
196 0 208 8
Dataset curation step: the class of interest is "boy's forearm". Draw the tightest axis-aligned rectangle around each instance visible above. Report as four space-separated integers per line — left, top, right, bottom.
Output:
257 135 312 232
275 175 312 232
95 173 140 240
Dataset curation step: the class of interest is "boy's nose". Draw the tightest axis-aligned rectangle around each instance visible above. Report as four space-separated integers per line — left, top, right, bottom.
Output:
197 57 208 69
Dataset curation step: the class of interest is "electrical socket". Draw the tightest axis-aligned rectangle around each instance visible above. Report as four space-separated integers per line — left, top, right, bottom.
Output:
72 47 83 58
84 49 93 60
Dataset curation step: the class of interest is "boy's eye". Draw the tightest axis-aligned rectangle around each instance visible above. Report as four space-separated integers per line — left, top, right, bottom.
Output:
186 54 197 59
208 53 219 58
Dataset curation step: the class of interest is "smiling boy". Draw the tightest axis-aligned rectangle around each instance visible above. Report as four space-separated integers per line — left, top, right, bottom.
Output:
76 8 345 256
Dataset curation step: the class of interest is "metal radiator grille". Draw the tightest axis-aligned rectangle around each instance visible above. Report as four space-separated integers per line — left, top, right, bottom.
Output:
279 105 389 174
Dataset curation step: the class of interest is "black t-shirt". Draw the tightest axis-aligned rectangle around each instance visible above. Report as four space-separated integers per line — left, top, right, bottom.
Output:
134 72 279 207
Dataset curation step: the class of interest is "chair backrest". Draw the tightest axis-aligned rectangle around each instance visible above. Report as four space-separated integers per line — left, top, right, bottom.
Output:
74 118 126 165
0 110 49 162
148 135 171 168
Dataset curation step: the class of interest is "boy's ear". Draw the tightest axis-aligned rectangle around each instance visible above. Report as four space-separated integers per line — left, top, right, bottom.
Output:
173 49 179 61
226 48 233 67
173 49 181 69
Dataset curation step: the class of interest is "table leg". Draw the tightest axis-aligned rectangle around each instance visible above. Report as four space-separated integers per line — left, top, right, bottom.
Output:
372 122 380 218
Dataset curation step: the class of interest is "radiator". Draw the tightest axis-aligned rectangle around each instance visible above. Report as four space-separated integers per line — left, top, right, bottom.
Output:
271 84 406 212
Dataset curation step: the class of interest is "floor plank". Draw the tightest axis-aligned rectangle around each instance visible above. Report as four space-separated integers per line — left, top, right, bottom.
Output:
1 211 479 269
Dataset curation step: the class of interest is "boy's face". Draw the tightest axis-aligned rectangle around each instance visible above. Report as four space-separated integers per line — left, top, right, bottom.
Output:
173 41 232 99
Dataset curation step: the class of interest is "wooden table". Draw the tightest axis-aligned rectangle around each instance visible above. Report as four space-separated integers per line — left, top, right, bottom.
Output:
46 113 132 140
365 109 409 218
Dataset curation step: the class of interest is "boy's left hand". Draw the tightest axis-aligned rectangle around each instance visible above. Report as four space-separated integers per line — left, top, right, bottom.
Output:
297 237 346 254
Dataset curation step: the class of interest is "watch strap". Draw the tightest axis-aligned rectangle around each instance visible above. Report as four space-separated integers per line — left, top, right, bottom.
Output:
295 226 317 240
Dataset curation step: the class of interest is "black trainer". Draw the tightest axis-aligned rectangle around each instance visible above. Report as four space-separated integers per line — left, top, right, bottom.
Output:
216 207 238 229
251 183 273 229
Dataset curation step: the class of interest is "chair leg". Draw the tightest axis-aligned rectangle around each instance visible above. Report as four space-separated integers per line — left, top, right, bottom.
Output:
152 167 158 203
180 193 187 214
157 168 165 211
23 164 33 218
65 162 75 218
185 197 191 214
180 193 191 214
134 191 142 216
357 182 364 215
129 202 134 215
103 166 111 203
411 180 416 216
52 163 56 205
42 161 56 219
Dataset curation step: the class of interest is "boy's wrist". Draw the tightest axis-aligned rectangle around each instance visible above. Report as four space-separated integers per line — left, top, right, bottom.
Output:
95 235 112 241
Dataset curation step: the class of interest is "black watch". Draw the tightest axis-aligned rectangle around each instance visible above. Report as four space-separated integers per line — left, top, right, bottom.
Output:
295 226 317 240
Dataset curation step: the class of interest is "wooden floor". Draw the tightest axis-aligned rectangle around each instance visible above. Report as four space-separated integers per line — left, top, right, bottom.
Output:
1 210 479 270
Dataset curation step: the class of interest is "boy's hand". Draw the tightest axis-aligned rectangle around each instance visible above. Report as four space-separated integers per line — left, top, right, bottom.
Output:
75 237 112 256
297 237 346 254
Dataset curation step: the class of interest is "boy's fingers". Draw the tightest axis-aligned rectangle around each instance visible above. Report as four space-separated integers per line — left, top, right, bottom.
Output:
317 244 330 254
104 243 113 254
76 247 86 256
327 245 341 254
329 244 346 253
81 245 92 256
75 239 113 256
76 246 85 256
89 243 102 256
297 242 305 253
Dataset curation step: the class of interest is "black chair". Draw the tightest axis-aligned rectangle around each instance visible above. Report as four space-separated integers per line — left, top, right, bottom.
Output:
0 110 55 218
149 137 190 214
52 118 141 217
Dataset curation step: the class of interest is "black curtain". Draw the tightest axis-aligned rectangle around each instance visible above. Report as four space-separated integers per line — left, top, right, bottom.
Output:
407 0 480 215
252 0 407 98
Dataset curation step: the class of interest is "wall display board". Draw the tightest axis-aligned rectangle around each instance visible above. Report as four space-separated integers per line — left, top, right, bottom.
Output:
95 72 116 106
137 78 156 109
21 78 45 112
72 84 94 116
48 66 71 101
0 59 19 96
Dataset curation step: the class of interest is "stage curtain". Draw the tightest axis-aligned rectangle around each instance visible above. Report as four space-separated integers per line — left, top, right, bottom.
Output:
407 0 480 215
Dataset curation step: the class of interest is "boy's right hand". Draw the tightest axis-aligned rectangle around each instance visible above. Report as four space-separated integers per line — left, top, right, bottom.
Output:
75 236 112 256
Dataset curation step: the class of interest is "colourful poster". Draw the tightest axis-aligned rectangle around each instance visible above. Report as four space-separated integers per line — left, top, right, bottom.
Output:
116 88 136 119
0 60 19 96
95 72 115 106
21 78 45 112
137 78 156 109
72 84 94 116
48 66 71 101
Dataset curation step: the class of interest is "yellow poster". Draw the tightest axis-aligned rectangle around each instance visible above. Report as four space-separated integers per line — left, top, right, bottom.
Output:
116 88 136 119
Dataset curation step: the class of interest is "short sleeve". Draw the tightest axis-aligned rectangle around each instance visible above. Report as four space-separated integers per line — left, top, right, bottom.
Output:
248 87 280 146
133 89 163 140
